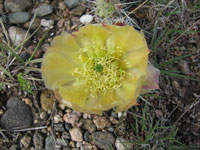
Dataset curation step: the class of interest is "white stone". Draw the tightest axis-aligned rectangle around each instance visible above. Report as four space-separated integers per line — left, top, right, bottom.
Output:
8 26 30 46
80 14 93 24
69 127 83 142
41 19 54 29
115 137 133 150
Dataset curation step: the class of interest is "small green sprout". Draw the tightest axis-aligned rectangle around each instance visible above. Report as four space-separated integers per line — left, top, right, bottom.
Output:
95 0 116 18
17 72 33 94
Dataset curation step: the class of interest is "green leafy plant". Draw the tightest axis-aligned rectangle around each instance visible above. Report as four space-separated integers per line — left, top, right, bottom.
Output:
17 72 33 94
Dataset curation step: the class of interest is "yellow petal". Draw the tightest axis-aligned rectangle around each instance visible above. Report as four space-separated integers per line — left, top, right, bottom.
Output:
47 34 80 64
106 25 147 52
115 77 137 102
95 91 121 110
116 80 142 112
59 81 89 107
42 52 76 89
72 24 110 47
122 47 149 70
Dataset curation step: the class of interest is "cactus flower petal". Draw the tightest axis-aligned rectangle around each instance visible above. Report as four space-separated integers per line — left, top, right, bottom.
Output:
141 64 160 94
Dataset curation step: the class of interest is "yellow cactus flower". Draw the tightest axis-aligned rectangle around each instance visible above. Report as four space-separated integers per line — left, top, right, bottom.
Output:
41 24 151 114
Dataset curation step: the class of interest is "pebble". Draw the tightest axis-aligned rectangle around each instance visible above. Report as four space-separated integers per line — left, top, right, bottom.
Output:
59 2 67 10
81 142 94 150
10 145 18 150
110 116 119 124
65 122 72 131
33 133 43 150
41 19 54 29
83 131 90 142
56 138 68 146
4 0 32 13
64 0 80 9
81 119 96 133
93 116 111 130
107 126 114 132
180 60 190 74
8 26 30 46
118 111 127 118
0 96 32 130
21 135 31 148
76 141 82 147
54 114 63 123
63 111 80 126
62 146 71 150
70 6 86 16
24 17 41 30
54 123 65 132
80 14 93 24
115 137 133 150
69 127 83 142
8 12 30 24
32 4 53 17
62 132 71 140
92 132 115 150
45 136 56 150
40 89 55 113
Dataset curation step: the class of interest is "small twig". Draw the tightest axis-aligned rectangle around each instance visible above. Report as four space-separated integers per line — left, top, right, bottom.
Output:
0 130 9 141
19 13 38 53
14 126 47 133
139 96 152 106
127 0 148 16
174 100 200 125
169 19 200 46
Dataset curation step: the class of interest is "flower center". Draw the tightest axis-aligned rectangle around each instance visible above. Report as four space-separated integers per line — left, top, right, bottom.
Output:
73 40 126 96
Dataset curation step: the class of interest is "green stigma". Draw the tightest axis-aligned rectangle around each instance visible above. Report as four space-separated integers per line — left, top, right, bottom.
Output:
74 40 126 96
95 64 103 72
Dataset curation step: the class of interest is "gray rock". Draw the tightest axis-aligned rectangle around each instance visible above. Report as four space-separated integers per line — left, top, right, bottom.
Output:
33 133 44 150
4 0 32 13
8 12 30 24
70 5 86 16
81 119 96 133
64 0 80 9
45 136 56 150
0 96 32 130
8 26 30 46
83 131 90 142
92 132 115 150
32 4 53 17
